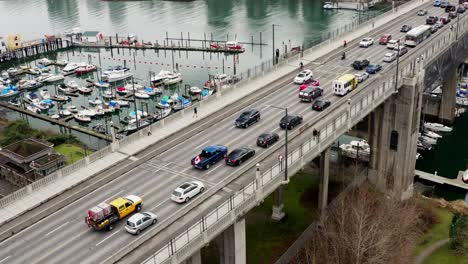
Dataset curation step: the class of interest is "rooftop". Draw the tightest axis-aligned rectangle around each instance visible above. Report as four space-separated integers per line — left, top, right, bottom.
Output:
30 153 65 168
82 31 100 37
1 138 53 160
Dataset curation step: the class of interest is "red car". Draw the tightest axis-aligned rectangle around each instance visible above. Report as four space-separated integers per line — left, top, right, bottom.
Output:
210 43 221 49
299 79 320 91
379 34 392 45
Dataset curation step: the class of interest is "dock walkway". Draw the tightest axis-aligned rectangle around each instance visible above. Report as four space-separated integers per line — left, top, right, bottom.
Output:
415 169 468 190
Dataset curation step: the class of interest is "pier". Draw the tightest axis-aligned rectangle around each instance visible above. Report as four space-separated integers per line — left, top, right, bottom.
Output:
0 101 112 142
415 169 468 190
0 38 67 63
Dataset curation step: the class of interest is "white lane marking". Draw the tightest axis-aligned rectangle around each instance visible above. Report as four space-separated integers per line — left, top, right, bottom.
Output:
150 199 170 211
194 140 210 150
206 164 223 174
45 221 69 237
0 256 11 264
105 190 123 202
96 230 120 247
128 156 139 161
272 127 280 132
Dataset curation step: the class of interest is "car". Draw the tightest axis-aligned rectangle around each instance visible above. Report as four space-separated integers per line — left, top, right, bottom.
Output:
457 6 465 13
379 34 392 44
430 25 439 33
312 100 331 111
435 20 444 28
417 9 428 15
171 181 205 203
352 59 370 70
299 86 323 102
354 72 369 83
395 46 408 56
235 109 260 128
366 64 382 74
359 37 374 47
125 212 157 235
440 16 451 24
426 16 439 25
256 132 280 148
225 147 255 166
383 52 397 62
191 145 228 170
298 79 320 91
279 114 303 130
433 0 441 6
400 25 412 32
448 11 457 18
386 39 399 49
440 1 449 8
445 5 456 12
294 69 313 84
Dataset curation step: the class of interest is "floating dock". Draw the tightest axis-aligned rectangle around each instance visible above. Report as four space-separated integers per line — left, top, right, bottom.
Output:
415 169 468 190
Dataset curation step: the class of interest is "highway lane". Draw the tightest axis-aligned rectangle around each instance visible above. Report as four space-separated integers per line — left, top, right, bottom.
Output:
0 2 455 263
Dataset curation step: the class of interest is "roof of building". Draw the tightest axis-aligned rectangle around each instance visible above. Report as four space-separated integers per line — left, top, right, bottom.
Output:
82 31 100 37
30 153 65 168
0 138 53 161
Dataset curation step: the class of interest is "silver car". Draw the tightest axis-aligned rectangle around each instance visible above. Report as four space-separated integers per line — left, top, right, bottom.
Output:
124 212 158 235
354 72 369 83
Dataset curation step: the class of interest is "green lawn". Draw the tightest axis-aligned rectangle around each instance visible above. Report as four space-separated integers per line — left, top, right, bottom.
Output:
424 243 467 264
414 205 453 255
54 144 88 165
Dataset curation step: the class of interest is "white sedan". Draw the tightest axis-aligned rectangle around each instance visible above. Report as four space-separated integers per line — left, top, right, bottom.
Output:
354 72 369 83
383 52 397 62
171 181 205 203
359 37 374 48
294 69 313 84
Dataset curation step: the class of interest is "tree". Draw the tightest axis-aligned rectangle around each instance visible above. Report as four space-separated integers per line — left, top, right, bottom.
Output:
450 214 468 255
0 120 47 146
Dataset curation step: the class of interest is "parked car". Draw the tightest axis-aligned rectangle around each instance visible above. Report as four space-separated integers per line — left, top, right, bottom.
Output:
299 86 323 102
225 147 255 166
191 145 228 170
449 11 457 18
312 100 331 111
386 39 399 49
417 9 428 15
256 132 279 148
354 72 369 83
433 0 441 6
124 212 157 235
352 59 370 70
457 6 465 13
394 45 408 56
426 16 439 25
294 69 313 84
235 109 260 128
359 37 374 47
430 25 439 33
440 1 449 8
279 115 303 130
400 24 412 32
383 52 397 62
445 5 456 12
379 34 392 44
171 181 205 203
366 64 382 74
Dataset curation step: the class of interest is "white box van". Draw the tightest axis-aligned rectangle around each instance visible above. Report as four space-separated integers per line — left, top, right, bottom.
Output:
386 39 399 49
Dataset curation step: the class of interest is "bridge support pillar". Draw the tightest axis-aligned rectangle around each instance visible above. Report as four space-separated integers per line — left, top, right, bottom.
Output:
271 187 285 221
215 218 246 264
182 250 201 264
438 69 457 125
369 71 423 199
318 147 330 212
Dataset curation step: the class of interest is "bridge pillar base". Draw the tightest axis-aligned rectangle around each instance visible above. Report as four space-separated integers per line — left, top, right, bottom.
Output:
318 147 330 212
215 218 246 264
271 187 285 221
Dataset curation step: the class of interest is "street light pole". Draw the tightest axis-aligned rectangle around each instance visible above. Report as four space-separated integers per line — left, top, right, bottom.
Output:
272 24 275 65
456 6 460 40
267 104 289 183
394 41 400 93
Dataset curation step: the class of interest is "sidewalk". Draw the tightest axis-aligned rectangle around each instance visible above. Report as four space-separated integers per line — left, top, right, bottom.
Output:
413 239 450 264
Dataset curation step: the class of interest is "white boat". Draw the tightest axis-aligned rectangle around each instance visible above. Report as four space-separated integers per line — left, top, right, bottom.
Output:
116 86 129 95
25 92 41 103
323 2 334 9
75 64 97 75
59 109 72 116
416 153 422 160
67 80 79 89
39 89 51 99
8 98 20 107
129 110 148 119
124 83 144 91
463 170 468 183
22 80 43 90
420 135 437 145
423 130 442 139
0 85 19 98
140 87 160 96
431 86 442 95
50 114 60 119
94 81 110 88
93 106 105 116
88 98 103 105
35 73 52 83
44 74 64 83
154 105 172 120
37 58 53 66
102 67 132 82
51 94 69 102
78 108 96 117
58 84 78 94
151 70 182 86
102 90 115 99
163 71 182 85
424 122 453 132
112 100 130 107
339 140 370 160
456 97 468 106
134 92 150 99
27 105 42 114
66 105 78 113
55 59 68 66
125 119 150 132
61 62 82 75
77 86 92 94
172 96 191 111
201 88 213 99
74 114 91 123
189 86 202 95
7 68 18 75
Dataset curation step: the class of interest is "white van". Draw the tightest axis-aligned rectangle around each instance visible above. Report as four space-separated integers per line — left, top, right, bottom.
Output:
386 39 399 49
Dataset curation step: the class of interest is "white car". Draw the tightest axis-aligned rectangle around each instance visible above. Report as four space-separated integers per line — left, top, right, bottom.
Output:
354 72 369 83
383 52 397 62
293 70 313 84
386 39 399 49
171 181 205 203
124 212 158 235
359 37 374 48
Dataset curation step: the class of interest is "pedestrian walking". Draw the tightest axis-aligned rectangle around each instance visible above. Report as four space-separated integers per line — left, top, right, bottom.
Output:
343 40 347 47
193 106 198 118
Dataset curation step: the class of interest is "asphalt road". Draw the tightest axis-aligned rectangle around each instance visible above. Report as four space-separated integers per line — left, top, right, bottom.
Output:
0 2 457 263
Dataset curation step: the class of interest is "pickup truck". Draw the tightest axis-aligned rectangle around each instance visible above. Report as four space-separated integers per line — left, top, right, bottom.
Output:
85 195 143 231
191 145 228 170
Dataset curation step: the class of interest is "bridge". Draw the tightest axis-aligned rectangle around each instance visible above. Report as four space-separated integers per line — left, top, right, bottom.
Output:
415 170 468 190
0 0 467 263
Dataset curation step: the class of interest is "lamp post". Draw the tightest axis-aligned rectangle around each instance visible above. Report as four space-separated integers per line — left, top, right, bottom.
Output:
394 41 401 93
272 24 280 65
456 5 461 40
131 76 139 131
267 105 289 183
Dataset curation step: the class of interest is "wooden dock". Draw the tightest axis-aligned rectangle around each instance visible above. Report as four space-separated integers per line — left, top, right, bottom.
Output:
0 101 112 141
0 38 68 63
415 169 468 190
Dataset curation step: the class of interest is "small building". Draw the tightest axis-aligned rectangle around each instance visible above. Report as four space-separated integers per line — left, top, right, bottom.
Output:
0 138 66 187
4 33 22 51
82 31 102 43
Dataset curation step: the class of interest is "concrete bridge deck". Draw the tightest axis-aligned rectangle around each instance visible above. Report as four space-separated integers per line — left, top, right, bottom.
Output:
415 169 468 190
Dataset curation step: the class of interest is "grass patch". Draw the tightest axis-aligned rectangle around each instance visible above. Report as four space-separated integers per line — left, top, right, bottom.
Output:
424 243 467 264
54 144 89 165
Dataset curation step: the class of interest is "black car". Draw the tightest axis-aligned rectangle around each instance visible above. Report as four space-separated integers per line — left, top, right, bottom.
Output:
279 115 303 130
299 87 323 102
457 7 465 13
352 59 370 70
257 132 280 148
448 11 457 19
426 16 438 25
225 147 255 166
445 5 456 12
235 109 260 128
430 25 439 33
400 25 412 32
312 100 331 111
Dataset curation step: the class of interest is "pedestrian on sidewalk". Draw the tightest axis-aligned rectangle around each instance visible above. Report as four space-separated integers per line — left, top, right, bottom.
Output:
147 126 152 136
372 22 375 28
193 106 198 118
343 40 347 47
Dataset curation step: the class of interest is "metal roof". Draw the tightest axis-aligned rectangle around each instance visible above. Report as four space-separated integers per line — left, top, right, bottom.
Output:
82 31 100 37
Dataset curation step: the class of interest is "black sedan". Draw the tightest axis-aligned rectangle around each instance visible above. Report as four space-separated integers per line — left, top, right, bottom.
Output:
225 147 255 166
279 115 303 130
400 25 412 32
299 87 323 102
312 100 331 111
352 59 370 70
257 132 279 148
235 109 260 128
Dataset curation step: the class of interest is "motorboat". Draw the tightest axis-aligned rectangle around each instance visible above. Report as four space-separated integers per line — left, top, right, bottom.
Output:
101 66 132 82
112 100 130 107
40 99 55 109
25 92 41 103
55 59 68 67
7 68 18 75
171 96 191 111
35 73 52 83
129 110 148 119
58 84 78 94
124 83 144 91
416 153 422 160
0 85 19 98
74 114 91 123
88 98 103 106
116 86 129 96
62 62 82 75
51 94 70 102
456 97 468 106
163 71 182 85
189 86 202 95
93 106 105 116
66 105 78 113
8 98 20 107
44 74 64 83
423 130 442 139
154 105 172 120
151 70 182 86
339 140 370 160
94 81 110 88
59 109 72 117
78 108 96 117
463 169 468 183
67 80 79 89
35 65 51 73
134 92 150 99
158 95 173 108
424 122 452 132
92 123 106 134
21 80 43 90
323 2 334 9
419 135 437 145
140 87 159 96
27 105 42 114
37 58 53 66
201 88 213 99
77 86 92 94
102 101 119 113
431 85 442 95
125 119 150 133
102 90 115 99
39 89 51 99
417 140 432 151
75 64 97 75
50 114 60 119
225 41 244 51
